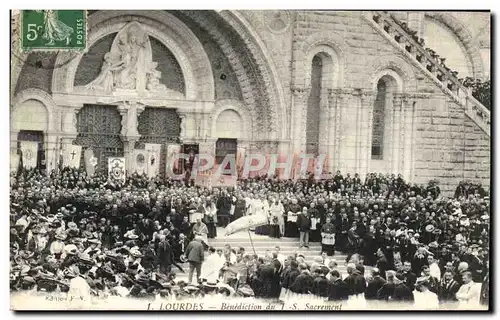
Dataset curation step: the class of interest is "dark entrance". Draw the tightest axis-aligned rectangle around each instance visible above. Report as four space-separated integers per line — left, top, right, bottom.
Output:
215 138 237 175
74 104 124 173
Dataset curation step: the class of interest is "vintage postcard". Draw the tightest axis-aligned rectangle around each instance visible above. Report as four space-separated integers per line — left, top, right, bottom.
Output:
9 9 490 311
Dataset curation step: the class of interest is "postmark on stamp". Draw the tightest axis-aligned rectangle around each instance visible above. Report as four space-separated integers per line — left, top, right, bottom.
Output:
20 10 87 51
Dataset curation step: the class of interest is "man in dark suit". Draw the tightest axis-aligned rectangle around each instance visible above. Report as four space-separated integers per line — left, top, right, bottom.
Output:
438 271 461 303
282 260 300 291
402 261 417 291
336 211 350 252
377 271 414 302
327 269 349 301
365 268 387 300
157 235 174 274
184 235 205 284
344 263 366 297
296 208 311 248
312 266 330 298
289 264 314 294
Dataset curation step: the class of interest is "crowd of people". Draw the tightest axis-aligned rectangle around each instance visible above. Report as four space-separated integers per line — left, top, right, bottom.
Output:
10 167 490 308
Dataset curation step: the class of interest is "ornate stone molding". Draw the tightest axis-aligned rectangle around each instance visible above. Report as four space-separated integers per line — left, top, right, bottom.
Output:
293 31 349 89
366 55 418 93
262 10 292 34
117 102 145 138
219 11 287 138
52 11 214 101
291 87 311 103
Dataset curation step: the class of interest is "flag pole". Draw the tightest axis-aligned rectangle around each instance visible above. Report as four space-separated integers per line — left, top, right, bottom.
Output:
247 229 257 256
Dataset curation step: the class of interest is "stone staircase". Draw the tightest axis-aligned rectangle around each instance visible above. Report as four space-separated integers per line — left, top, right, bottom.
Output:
174 228 349 281
364 11 490 137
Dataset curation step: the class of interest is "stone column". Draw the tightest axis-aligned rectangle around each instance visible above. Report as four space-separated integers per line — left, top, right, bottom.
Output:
336 90 353 173
318 89 330 157
402 96 416 182
118 103 145 173
326 90 336 173
359 91 376 179
383 93 395 169
392 94 404 174
291 87 310 154
60 106 82 171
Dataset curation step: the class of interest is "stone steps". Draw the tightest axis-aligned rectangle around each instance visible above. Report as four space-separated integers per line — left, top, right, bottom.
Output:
173 228 352 281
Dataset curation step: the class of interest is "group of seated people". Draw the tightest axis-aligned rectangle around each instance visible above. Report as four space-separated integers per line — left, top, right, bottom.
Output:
9 167 489 308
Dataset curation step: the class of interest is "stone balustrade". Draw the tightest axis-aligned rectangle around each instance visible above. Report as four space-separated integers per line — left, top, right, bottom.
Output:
371 11 490 136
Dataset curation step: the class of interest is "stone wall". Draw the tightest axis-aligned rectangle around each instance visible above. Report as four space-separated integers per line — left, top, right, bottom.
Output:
15 52 56 95
412 94 490 195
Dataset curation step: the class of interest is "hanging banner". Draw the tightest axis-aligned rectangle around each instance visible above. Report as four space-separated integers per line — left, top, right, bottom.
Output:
166 144 181 178
145 143 162 178
20 141 38 169
195 174 237 188
10 152 19 173
84 148 98 176
63 145 82 168
133 149 147 175
108 157 126 184
236 147 246 178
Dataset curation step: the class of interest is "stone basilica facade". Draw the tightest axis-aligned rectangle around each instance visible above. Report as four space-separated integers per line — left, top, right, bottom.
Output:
10 11 490 195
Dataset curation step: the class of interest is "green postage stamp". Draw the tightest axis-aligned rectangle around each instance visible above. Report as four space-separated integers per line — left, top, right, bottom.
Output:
20 10 87 51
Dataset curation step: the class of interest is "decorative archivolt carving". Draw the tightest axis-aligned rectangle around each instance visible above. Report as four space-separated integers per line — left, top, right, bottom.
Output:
293 31 349 89
367 55 418 92
80 22 184 99
291 87 311 103
52 11 214 101
217 11 286 138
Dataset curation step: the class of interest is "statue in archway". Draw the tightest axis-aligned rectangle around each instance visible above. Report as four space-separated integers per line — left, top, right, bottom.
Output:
85 22 171 94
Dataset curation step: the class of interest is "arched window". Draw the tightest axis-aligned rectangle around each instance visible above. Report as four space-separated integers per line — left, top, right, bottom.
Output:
306 53 332 155
371 79 387 159
371 74 400 161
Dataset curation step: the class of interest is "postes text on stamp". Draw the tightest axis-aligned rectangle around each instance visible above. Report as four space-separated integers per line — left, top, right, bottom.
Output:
20 10 86 51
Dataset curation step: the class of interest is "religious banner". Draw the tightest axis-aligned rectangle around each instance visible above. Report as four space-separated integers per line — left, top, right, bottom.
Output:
145 143 162 178
84 148 98 176
108 157 126 184
133 149 147 175
225 214 269 236
63 145 82 168
166 143 181 178
195 174 237 188
20 141 38 169
236 146 246 178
